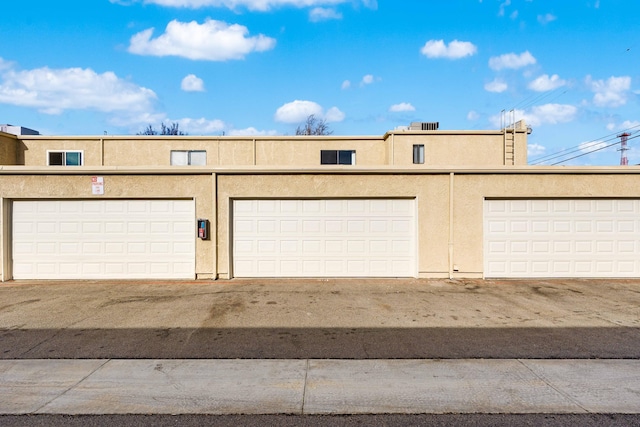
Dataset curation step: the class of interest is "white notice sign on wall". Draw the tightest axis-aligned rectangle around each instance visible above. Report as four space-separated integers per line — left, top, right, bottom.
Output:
91 176 104 195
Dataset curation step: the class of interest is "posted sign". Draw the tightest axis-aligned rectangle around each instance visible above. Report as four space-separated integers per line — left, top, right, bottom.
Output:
91 176 104 195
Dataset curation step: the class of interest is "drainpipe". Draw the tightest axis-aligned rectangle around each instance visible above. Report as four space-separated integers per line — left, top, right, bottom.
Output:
253 138 256 165
390 133 395 165
448 172 454 279
100 138 104 166
1 197 5 282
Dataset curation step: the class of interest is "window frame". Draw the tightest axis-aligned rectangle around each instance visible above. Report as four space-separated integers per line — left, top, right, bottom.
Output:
320 150 356 165
47 150 84 166
170 150 207 166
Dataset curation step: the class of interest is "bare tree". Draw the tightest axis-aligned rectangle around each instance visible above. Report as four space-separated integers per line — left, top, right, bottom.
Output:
137 122 186 135
295 115 333 135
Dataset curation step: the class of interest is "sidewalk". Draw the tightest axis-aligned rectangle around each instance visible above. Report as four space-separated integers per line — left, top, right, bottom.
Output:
2 358 640 414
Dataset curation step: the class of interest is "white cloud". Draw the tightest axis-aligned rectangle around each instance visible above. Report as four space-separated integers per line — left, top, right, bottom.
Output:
489 51 536 70
490 103 577 128
528 74 566 92
484 78 508 93
608 120 640 132
586 75 632 107
309 7 342 21
537 13 557 24
420 39 477 60
341 80 351 90
579 140 608 153
325 106 345 122
527 143 545 157
389 102 415 112
361 0 377 8
0 57 13 71
467 110 480 121
0 63 156 115
621 120 640 130
274 100 344 123
181 74 205 92
175 117 226 134
227 127 278 136
110 111 167 129
498 0 511 16
128 19 276 61
360 74 378 86
275 100 322 122
116 0 375 12
526 104 578 127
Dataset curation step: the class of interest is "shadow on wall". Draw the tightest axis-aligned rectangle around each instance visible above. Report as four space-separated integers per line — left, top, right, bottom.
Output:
0 137 27 166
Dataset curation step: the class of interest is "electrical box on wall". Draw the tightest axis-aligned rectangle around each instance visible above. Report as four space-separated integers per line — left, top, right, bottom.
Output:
197 218 209 240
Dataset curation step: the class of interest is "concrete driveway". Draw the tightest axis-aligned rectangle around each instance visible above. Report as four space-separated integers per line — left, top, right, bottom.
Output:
1 278 639 359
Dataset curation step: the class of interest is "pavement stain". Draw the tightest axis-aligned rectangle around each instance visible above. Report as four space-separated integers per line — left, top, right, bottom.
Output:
203 296 246 326
98 295 182 308
0 299 41 313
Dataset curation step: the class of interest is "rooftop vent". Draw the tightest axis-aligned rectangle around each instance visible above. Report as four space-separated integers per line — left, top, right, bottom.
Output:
0 124 40 136
409 121 439 131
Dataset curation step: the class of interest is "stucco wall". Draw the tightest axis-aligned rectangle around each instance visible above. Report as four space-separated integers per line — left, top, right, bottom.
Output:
254 138 386 166
21 138 103 167
17 130 527 168
450 172 640 277
4 167 636 280
0 173 215 280
215 171 640 279
389 131 529 166
215 173 452 278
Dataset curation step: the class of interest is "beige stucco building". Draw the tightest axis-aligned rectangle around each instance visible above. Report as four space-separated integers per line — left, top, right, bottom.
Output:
1 121 639 281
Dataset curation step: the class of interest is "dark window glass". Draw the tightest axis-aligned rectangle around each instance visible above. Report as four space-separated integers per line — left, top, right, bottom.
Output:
338 150 353 165
49 152 64 166
321 150 338 164
65 152 82 166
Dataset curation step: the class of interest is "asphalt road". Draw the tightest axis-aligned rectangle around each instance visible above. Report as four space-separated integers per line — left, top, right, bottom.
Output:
1 414 639 427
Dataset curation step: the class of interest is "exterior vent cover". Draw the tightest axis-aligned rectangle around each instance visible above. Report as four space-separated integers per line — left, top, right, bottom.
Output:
409 122 439 131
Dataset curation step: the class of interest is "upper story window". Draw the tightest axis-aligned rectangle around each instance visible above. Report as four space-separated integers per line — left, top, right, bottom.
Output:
47 150 83 166
171 150 206 166
321 150 356 165
413 144 425 164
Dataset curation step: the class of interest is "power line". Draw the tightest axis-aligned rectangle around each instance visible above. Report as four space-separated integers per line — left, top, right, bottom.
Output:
548 133 640 166
530 124 640 165
510 88 569 113
531 134 621 165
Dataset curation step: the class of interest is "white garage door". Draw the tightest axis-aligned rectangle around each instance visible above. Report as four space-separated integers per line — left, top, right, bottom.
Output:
233 199 416 278
484 199 640 278
13 200 195 279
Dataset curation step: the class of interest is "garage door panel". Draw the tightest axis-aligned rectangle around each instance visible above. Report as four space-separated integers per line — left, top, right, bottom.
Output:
485 199 640 278
233 199 416 278
13 200 195 280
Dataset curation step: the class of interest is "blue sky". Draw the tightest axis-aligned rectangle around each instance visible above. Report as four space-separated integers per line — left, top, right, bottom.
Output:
0 0 638 165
